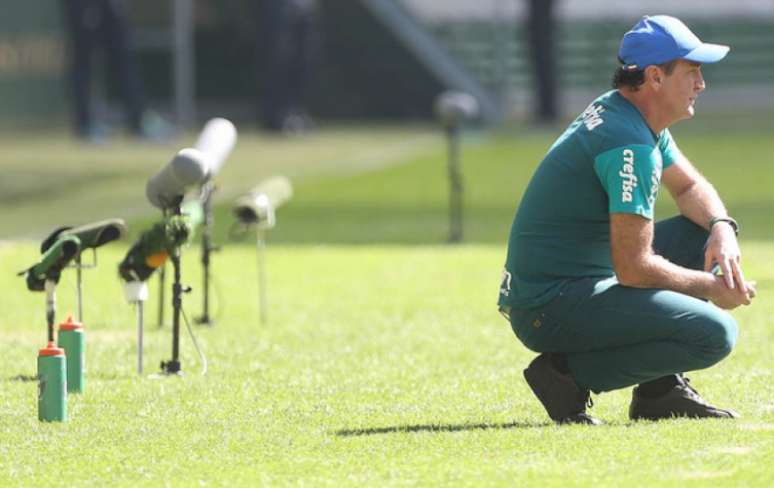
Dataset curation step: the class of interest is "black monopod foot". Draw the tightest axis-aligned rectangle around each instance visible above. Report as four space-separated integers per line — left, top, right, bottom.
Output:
194 315 215 327
160 359 182 375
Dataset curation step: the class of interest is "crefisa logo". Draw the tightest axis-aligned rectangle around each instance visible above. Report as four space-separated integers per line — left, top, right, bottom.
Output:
619 149 638 203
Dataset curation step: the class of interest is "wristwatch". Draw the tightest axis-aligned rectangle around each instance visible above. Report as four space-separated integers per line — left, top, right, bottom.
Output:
709 216 739 235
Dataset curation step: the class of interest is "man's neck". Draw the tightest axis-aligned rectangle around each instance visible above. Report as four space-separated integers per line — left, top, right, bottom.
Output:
617 88 670 134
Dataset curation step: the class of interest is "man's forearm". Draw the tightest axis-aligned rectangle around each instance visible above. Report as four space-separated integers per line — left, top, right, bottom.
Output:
674 179 728 229
625 253 718 300
611 212 720 300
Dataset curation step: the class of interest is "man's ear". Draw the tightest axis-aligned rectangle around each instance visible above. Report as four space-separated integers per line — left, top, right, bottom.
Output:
644 65 663 90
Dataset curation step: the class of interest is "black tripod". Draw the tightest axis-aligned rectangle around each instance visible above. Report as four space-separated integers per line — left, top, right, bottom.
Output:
159 207 192 375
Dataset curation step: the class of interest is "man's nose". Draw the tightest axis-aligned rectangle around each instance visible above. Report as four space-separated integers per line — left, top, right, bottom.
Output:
696 71 706 93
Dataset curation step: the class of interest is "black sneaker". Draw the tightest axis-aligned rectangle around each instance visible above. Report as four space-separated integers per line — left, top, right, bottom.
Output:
523 353 602 425
629 376 740 421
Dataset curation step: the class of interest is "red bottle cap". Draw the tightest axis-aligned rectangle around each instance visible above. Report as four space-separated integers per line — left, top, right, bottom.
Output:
39 341 65 357
59 315 83 331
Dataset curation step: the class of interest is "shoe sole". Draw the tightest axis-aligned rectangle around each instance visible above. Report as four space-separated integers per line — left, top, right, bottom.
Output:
630 411 740 421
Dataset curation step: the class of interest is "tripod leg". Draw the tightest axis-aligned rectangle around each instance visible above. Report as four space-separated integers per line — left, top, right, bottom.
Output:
157 264 166 328
137 301 144 374
257 230 268 325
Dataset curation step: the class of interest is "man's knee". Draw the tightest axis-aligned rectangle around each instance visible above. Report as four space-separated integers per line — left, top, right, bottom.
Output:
701 311 737 362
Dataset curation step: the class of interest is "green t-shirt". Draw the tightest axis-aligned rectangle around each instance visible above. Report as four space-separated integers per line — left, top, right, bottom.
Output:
499 90 681 309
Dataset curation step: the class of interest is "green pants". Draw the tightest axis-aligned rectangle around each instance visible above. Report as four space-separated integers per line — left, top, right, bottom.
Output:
508 216 738 393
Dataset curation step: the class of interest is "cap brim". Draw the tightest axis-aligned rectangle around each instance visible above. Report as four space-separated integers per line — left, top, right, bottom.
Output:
684 43 730 64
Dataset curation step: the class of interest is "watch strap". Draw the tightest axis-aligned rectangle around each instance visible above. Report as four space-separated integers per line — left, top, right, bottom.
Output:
709 216 739 235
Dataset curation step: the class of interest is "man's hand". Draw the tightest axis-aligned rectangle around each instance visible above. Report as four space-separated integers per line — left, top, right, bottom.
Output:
708 275 757 310
704 222 747 293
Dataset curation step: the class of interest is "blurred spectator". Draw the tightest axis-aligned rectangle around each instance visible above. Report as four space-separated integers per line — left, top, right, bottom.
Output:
61 0 172 142
526 0 559 124
258 0 321 133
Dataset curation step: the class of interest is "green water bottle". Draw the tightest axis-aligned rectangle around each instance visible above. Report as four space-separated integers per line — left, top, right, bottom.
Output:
58 316 85 393
38 342 67 422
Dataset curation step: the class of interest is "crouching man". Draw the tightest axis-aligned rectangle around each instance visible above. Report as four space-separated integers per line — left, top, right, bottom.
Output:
499 15 756 425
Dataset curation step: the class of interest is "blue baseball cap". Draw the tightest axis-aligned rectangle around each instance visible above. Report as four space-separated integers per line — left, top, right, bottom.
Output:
619 15 730 70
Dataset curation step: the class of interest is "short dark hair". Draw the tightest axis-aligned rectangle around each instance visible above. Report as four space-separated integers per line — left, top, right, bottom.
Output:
612 59 679 91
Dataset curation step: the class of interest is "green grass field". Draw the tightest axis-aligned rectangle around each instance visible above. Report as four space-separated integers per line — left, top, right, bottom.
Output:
1 116 772 486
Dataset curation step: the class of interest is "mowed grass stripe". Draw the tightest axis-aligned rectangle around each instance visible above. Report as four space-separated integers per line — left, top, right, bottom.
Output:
0 126 438 240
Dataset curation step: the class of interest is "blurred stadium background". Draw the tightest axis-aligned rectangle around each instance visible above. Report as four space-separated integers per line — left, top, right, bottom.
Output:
3 0 774 128
1 1 773 242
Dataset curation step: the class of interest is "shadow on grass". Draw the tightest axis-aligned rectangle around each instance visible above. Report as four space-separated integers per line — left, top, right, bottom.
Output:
8 372 138 382
335 420 552 437
8 374 37 382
